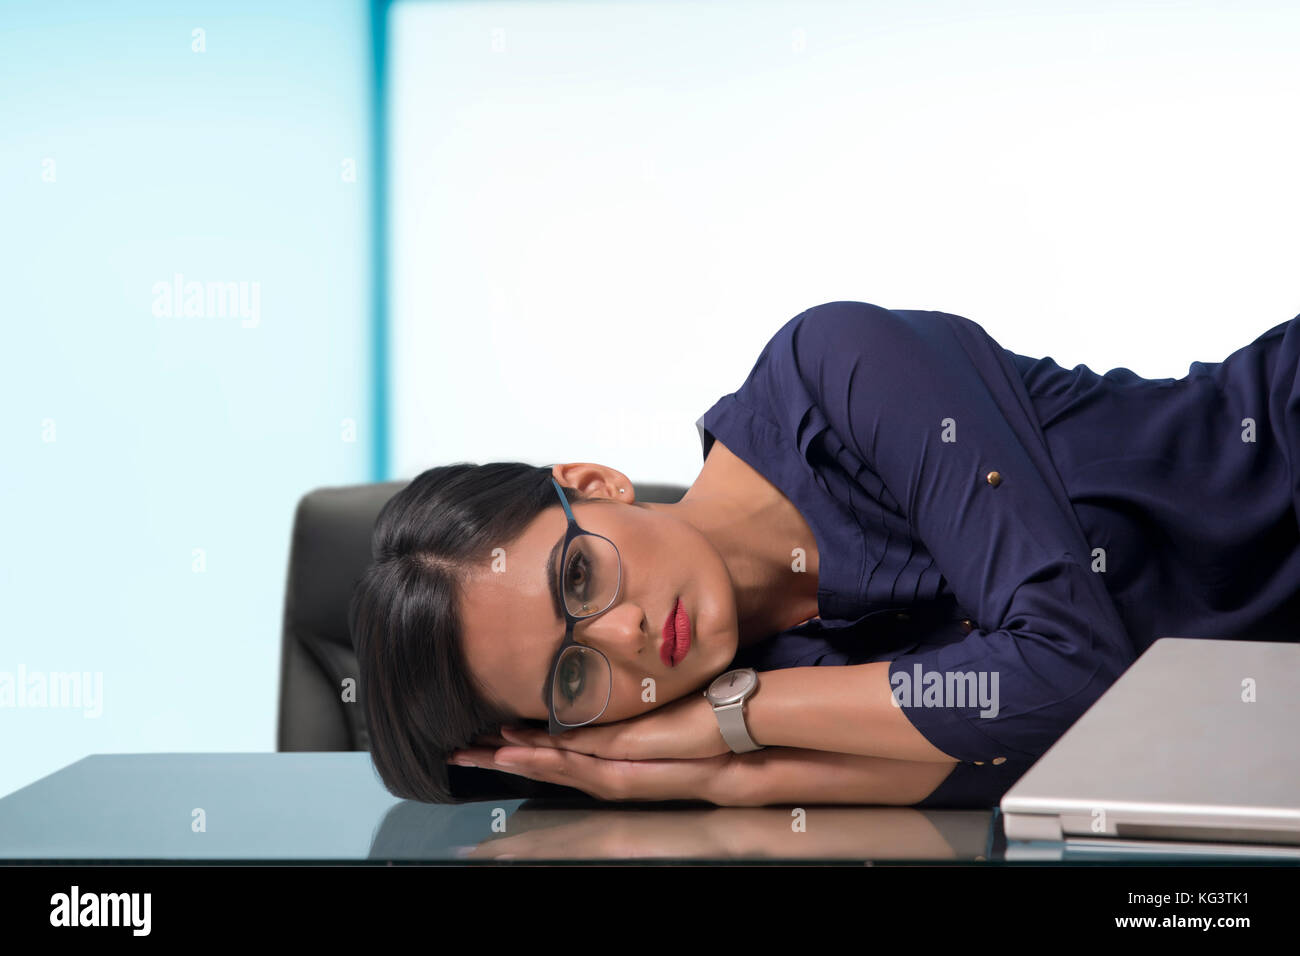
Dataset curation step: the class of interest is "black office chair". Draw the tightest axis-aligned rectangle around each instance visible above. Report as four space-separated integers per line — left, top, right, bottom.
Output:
276 476 689 801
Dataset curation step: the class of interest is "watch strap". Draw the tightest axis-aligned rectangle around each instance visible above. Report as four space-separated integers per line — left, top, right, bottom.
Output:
714 699 763 753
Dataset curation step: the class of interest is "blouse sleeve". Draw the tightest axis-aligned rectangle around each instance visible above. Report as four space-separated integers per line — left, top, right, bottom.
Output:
790 301 1136 763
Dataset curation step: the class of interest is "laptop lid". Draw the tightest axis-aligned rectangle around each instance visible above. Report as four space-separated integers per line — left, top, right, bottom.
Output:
1000 637 1300 846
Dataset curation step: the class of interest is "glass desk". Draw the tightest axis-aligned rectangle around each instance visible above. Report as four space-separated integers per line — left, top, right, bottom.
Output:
1 753 1297 863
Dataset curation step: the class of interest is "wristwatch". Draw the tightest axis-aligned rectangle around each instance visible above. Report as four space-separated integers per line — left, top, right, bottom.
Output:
703 668 764 753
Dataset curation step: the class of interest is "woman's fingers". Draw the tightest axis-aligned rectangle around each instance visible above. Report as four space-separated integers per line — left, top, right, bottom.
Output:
449 744 729 804
508 748 723 803
492 746 614 798
447 745 609 799
501 724 612 756
477 726 599 752
498 727 542 747
448 745 528 768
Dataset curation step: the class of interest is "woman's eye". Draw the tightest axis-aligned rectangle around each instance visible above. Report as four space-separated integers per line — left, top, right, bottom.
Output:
559 656 585 701
565 552 589 597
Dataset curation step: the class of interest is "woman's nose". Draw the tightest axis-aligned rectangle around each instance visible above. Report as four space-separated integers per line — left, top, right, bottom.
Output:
575 603 648 660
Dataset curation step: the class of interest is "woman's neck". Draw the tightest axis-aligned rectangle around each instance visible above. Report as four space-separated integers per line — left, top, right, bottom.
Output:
673 440 823 646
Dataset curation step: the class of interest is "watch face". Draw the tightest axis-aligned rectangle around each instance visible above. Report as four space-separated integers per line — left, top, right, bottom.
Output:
709 668 756 704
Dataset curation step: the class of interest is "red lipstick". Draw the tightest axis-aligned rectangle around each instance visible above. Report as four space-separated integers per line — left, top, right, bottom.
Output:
660 596 692 667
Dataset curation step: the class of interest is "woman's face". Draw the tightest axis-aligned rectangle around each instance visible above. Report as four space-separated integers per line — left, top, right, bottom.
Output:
458 464 740 726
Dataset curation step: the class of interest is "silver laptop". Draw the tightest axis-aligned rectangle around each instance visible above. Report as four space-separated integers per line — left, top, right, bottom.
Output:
1000 637 1300 854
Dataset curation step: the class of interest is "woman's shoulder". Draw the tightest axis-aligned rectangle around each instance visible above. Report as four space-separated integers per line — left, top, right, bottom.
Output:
727 300 967 404
768 301 999 385
769 300 910 353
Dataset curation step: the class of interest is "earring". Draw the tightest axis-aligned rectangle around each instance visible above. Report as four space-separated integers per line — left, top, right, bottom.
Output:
618 488 625 494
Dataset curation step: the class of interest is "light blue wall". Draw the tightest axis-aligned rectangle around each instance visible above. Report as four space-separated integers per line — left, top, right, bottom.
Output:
0 1 374 798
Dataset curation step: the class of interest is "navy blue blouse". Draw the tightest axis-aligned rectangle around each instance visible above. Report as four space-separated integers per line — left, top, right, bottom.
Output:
696 301 1300 809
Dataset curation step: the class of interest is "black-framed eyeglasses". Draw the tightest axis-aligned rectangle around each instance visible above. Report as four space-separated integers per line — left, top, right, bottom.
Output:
544 476 622 735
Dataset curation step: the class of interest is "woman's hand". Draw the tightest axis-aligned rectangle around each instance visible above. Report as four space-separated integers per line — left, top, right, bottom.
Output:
447 693 736 803
499 690 731 761
446 742 960 807
448 745 737 804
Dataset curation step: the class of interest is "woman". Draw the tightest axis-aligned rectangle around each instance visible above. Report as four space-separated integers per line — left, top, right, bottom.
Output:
349 300 1300 808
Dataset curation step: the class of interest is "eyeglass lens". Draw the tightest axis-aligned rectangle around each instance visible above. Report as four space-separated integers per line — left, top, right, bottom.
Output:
552 535 618 725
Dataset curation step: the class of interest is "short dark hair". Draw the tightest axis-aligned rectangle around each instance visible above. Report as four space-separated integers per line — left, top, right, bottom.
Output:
348 461 597 803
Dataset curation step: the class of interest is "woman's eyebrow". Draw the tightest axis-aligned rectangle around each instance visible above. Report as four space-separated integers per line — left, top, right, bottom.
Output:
545 533 564 623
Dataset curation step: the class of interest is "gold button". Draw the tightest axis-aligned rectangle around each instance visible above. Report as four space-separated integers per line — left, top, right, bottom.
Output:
973 761 984 766
986 470 1002 487
894 612 910 622
991 756 1007 765
960 618 974 634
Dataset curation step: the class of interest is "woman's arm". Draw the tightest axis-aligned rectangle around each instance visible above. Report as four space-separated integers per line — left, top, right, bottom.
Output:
782 303 1136 766
742 662 960 762
715 745 959 807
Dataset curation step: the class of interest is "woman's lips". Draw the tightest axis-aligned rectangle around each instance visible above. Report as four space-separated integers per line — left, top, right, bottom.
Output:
660 596 692 667
675 598 692 664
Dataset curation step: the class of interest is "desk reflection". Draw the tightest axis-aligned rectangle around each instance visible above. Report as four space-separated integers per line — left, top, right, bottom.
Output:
369 800 994 862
